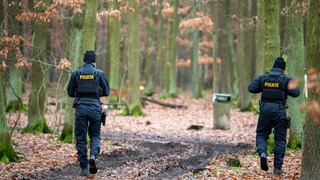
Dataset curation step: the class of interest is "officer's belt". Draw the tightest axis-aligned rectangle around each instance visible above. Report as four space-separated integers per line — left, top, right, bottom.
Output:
261 101 285 107
79 97 100 103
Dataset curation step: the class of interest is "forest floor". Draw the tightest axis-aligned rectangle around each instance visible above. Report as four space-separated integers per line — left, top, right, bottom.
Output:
1 92 301 179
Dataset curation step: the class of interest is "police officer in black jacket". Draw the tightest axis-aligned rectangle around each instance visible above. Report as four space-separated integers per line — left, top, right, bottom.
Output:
248 57 300 175
67 50 110 176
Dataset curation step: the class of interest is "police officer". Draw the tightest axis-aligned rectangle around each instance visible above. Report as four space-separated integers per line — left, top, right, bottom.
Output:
67 50 110 176
248 57 300 175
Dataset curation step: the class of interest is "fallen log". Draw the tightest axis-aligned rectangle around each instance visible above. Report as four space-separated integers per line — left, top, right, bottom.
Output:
142 96 187 109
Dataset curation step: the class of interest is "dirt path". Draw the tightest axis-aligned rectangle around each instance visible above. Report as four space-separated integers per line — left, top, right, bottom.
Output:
5 95 257 179
44 130 250 179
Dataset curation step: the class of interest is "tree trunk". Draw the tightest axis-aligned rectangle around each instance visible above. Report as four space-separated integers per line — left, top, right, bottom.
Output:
24 0 51 134
212 0 219 95
82 0 98 53
156 1 164 91
168 0 179 97
0 72 19 163
121 0 144 116
163 0 179 98
191 3 203 99
144 6 155 95
109 1 121 90
237 0 254 111
301 0 320 178
107 1 122 105
254 0 265 104
286 0 306 149
256 0 265 74
279 0 288 55
226 0 239 98
212 0 230 130
220 0 231 95
0 1 7 105
59 12 84 143
7 0 24 112
265 0 280 71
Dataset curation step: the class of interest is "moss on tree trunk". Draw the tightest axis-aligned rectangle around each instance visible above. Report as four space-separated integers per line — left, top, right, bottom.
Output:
26 0 51 135
0 133 19 163
22 118 52 134
121 104 146 117
59 122 74 143
0 72 19 163
123 0 145 116
59 13 83 143
6 100 27 112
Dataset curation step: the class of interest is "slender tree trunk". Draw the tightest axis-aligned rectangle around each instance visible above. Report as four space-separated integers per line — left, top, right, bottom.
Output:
301 0 320 178
82 0 98 53
236 0 245 109
107 1 122 106
109 1 121 91
0 1 6 105
7 0 24 112
122 0 144 116
237 0 254 111
212 1 219 95
257 0 265 74
220 0 235 94
144 6 155 95
286 0 306 149
59 12 84 142
263 0 281 151
191 3 203 99
24 0 51 134
156 1 164 91
280 0 288 55
163 0 179 98
265 0 280 70
190 29 202 98
119 36 126 87
226 0 238 98
212 0 230 130
169 0 179 97
0 72 19 163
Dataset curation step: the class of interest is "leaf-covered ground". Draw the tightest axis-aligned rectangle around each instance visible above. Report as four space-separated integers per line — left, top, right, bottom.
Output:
1 93 301 179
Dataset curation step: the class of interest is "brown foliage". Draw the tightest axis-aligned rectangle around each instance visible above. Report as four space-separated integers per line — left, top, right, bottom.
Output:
301 68 320 124
0 34 30 70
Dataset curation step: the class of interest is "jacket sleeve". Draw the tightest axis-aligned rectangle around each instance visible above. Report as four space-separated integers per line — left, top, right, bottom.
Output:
67 71 77 97
98 70 110 97
248 75 263 94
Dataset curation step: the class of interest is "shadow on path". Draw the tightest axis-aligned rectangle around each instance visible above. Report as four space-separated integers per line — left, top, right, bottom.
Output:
38 131 251 179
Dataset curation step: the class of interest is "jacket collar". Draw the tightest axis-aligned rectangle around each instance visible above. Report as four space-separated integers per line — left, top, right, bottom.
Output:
270 68 284 75
83 63 95 68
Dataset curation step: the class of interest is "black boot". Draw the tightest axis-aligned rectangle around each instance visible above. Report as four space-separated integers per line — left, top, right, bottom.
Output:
79 168 88 176
89 155 98 174
260 152 268 171
274 168 286 175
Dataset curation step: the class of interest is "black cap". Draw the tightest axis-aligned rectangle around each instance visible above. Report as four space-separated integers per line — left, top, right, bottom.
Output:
83 50 96 63
273 57 286 70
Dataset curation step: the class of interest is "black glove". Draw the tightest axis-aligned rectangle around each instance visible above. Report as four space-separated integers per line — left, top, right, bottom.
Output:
101 111 106 126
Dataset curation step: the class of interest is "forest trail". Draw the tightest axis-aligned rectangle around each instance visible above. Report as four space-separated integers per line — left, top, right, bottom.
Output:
3 93 301 179
46 131 250 179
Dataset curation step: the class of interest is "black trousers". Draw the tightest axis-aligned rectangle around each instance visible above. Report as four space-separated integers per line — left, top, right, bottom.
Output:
256 102 287 170
75 101 102 169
